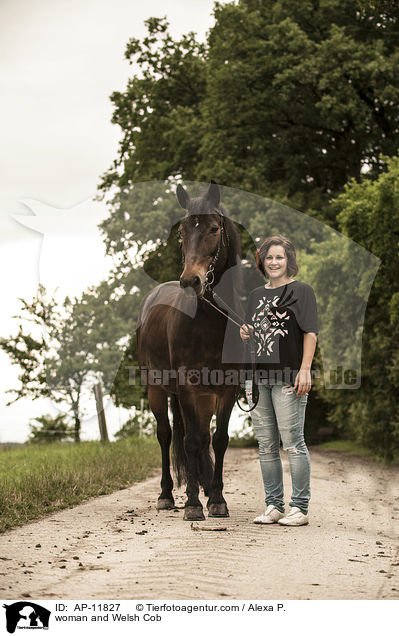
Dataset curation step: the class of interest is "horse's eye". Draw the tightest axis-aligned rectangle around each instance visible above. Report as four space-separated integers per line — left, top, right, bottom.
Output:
210 226 219 234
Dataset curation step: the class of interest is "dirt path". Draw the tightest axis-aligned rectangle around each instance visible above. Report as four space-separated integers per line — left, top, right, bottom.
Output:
0 448 398 600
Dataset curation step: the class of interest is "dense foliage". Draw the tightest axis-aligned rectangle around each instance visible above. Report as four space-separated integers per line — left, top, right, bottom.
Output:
99 1 399 219
330 156 399 459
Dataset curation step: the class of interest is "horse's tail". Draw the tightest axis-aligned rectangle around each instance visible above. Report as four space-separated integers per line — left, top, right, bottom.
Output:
170 394 214 494
170 393 188 487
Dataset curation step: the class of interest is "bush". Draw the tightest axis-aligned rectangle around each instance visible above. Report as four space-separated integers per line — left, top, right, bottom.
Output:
28 413 74 444
114 410 155 439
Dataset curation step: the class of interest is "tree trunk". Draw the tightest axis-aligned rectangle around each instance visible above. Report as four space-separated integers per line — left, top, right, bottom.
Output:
73 409 81 443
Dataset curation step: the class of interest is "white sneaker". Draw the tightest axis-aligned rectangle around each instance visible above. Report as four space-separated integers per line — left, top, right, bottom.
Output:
253 505 285 524
278 507 309 526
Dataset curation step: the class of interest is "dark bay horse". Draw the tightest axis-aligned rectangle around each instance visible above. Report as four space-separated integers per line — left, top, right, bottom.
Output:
136 182 244 521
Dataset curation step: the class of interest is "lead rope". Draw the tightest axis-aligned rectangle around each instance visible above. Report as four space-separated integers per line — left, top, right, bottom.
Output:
201 292 260 413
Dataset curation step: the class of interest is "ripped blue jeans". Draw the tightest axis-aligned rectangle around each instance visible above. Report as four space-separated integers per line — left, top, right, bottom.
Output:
246 380 311 515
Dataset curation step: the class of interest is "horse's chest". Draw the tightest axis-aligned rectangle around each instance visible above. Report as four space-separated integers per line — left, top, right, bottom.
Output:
169 318 224 367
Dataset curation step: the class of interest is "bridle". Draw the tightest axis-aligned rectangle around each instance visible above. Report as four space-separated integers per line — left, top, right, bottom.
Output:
204 209 229 291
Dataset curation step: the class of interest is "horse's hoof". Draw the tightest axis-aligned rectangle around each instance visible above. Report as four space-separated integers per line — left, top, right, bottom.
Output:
183 506 205 521
157 498 175 510
208 503 229 517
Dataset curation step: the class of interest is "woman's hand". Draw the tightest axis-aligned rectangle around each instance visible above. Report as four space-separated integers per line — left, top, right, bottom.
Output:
295 333 317 395
294 368 311 396
240 324 254 341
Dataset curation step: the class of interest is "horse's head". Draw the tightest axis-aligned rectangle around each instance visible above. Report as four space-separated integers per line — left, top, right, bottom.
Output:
176 182 236 297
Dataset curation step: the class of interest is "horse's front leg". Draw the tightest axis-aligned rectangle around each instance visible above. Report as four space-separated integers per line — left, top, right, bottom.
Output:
178 389 206 521
207 386 237 517
148 386 175 510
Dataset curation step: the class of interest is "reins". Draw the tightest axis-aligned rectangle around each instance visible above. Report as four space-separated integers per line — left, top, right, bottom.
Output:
201 291 260 412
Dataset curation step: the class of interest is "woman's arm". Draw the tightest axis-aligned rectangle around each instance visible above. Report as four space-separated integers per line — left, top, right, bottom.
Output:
293 332 317 396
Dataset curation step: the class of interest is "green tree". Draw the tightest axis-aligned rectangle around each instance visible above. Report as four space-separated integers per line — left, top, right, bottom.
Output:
0 284 127 442
99 3 399 220
200 0 399 214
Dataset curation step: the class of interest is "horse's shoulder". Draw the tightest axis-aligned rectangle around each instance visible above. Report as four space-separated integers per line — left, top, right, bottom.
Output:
145 280 180 302
138 281 197 326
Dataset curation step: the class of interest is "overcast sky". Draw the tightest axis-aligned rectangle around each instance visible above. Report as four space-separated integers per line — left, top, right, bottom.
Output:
0 0 228 442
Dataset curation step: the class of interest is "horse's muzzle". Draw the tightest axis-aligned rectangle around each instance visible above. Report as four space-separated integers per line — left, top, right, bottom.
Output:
180 275 203 294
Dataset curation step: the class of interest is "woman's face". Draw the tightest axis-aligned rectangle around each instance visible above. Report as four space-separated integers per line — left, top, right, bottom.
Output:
264 244 288 280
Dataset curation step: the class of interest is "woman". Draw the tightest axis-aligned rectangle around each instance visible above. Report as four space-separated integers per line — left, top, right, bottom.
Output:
240 235 318 526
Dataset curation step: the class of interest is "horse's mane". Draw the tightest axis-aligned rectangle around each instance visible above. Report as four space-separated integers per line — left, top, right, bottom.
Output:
221 213 241 269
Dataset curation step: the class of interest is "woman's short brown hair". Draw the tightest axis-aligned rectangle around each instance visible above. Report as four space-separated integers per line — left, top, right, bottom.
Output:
256 235 298 278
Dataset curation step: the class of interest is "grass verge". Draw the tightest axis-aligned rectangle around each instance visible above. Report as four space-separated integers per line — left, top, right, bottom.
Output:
311 439 373 456
0 438 161 533
229 436 257 448
311 439 399 464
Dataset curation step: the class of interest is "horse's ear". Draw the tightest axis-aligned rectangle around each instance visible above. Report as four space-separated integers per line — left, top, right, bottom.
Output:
206 181 220 207
176 184 190 210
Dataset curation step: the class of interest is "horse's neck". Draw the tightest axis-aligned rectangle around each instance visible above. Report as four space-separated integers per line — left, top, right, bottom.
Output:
214 263 244 317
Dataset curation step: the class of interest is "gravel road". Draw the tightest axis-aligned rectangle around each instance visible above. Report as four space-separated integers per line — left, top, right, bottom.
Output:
0 447 398 600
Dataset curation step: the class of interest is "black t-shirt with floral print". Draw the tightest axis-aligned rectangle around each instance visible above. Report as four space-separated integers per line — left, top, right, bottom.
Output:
245 281 318 378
